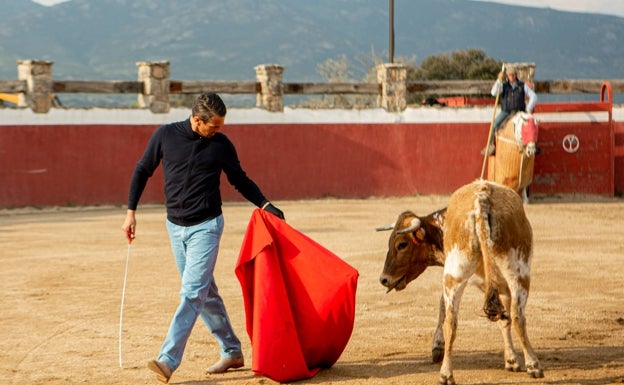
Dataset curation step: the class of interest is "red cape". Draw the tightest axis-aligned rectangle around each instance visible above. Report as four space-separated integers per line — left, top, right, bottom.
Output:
235 209 359 383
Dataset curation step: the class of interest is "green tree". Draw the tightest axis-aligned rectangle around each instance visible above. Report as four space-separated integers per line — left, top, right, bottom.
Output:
412 48 502 81
408 49 502 104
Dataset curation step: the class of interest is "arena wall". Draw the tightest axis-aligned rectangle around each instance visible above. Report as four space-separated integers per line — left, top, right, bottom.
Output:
1 107 622 208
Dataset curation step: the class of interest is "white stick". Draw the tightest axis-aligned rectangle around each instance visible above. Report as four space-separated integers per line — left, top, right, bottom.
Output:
118 243 131 368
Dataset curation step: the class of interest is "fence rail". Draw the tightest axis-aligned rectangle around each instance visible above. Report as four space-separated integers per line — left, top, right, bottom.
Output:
0 80 27 93
169 81 259 94
408 79 624 95
1 59 623 113
51 80 143 94
534 80 624 94
283 82 380 95
3 79 624 97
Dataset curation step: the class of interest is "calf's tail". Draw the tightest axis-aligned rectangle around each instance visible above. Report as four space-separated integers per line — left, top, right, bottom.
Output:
474 182 508 321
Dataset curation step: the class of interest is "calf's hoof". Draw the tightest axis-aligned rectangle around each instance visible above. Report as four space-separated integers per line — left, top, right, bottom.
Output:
527 363 544 378
432 347 444 363
504 358 521 372
438 374 456 385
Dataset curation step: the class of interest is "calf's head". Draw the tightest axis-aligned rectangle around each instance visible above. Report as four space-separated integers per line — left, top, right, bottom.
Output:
379 210 445 292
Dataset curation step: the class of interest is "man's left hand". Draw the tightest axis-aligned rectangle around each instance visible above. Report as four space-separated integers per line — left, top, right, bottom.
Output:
262 202 285 220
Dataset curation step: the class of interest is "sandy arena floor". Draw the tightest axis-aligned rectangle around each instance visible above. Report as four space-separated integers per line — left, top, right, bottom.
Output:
1 195 623 385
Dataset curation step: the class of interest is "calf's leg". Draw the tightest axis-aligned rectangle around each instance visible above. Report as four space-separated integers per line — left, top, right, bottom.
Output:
496 293 522 372
439 245 479 385
509 284 544 378
439 275 468 385
498 253 544 378
431 294 445 363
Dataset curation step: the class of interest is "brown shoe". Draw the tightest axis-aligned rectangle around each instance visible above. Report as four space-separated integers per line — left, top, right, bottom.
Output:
147 359 172 384
481 144 495 156
205 356 244 374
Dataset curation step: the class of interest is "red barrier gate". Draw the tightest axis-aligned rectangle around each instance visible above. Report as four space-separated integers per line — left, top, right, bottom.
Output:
531 82 614 196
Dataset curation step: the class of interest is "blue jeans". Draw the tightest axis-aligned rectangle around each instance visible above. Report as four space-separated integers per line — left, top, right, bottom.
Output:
489 110 512 144
158 215 242 371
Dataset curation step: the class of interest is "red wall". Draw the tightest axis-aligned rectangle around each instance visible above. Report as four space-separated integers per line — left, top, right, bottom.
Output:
222 122 489 200
0 120 620 208
0 125 163 207
615 121 624 193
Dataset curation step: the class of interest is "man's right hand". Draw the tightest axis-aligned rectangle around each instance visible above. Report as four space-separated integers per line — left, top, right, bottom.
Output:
122 210 136 243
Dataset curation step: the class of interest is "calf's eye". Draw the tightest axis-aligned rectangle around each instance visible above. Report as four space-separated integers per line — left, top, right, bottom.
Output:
397 241 408 250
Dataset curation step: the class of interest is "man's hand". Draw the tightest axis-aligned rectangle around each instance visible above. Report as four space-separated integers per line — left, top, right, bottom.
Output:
262 202 285 220
497 71 504 82
121 210 137 243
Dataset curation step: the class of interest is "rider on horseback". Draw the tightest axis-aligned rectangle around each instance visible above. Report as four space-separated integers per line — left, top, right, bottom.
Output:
482 66 538 155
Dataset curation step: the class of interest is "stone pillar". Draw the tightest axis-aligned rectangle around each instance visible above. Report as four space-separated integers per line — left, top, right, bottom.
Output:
376 63 407 112
254 64 284 112
17 60 53 113
507 62 536 87
136 61 170 113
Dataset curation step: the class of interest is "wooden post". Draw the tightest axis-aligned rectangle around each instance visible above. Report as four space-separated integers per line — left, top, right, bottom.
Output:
136 61 170 113
17 60 53 113
254 64 284 112
376 63 407 112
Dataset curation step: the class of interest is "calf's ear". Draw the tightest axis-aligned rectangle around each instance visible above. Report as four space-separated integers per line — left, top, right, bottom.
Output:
410 228 425 245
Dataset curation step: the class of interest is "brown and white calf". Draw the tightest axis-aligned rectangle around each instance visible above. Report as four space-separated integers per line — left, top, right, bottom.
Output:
379 180 543 385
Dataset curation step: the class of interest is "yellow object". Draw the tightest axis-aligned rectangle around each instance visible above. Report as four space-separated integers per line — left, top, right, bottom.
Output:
0 93 19 104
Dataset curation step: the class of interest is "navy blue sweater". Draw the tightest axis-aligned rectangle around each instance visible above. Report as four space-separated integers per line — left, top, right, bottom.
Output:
128 119 267 226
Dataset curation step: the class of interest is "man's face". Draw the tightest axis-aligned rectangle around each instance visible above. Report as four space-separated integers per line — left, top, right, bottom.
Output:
193 115 225 138
507 72 517 82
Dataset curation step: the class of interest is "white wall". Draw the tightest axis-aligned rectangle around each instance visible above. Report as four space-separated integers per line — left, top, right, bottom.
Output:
1 106 621 125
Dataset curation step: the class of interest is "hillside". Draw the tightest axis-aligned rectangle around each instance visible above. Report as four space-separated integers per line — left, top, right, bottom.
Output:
1 0 623 82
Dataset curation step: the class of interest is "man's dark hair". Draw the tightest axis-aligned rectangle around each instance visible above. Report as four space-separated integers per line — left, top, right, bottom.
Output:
192 93 227 121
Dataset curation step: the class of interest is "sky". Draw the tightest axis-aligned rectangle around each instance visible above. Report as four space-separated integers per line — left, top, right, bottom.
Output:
31 0 624 18
474 0 624 18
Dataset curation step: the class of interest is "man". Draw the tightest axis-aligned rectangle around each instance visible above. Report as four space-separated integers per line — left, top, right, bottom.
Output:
482 66 537 155
121 92 284 384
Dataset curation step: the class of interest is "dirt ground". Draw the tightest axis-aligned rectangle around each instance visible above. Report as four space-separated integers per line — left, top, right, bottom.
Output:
1 194 623 385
